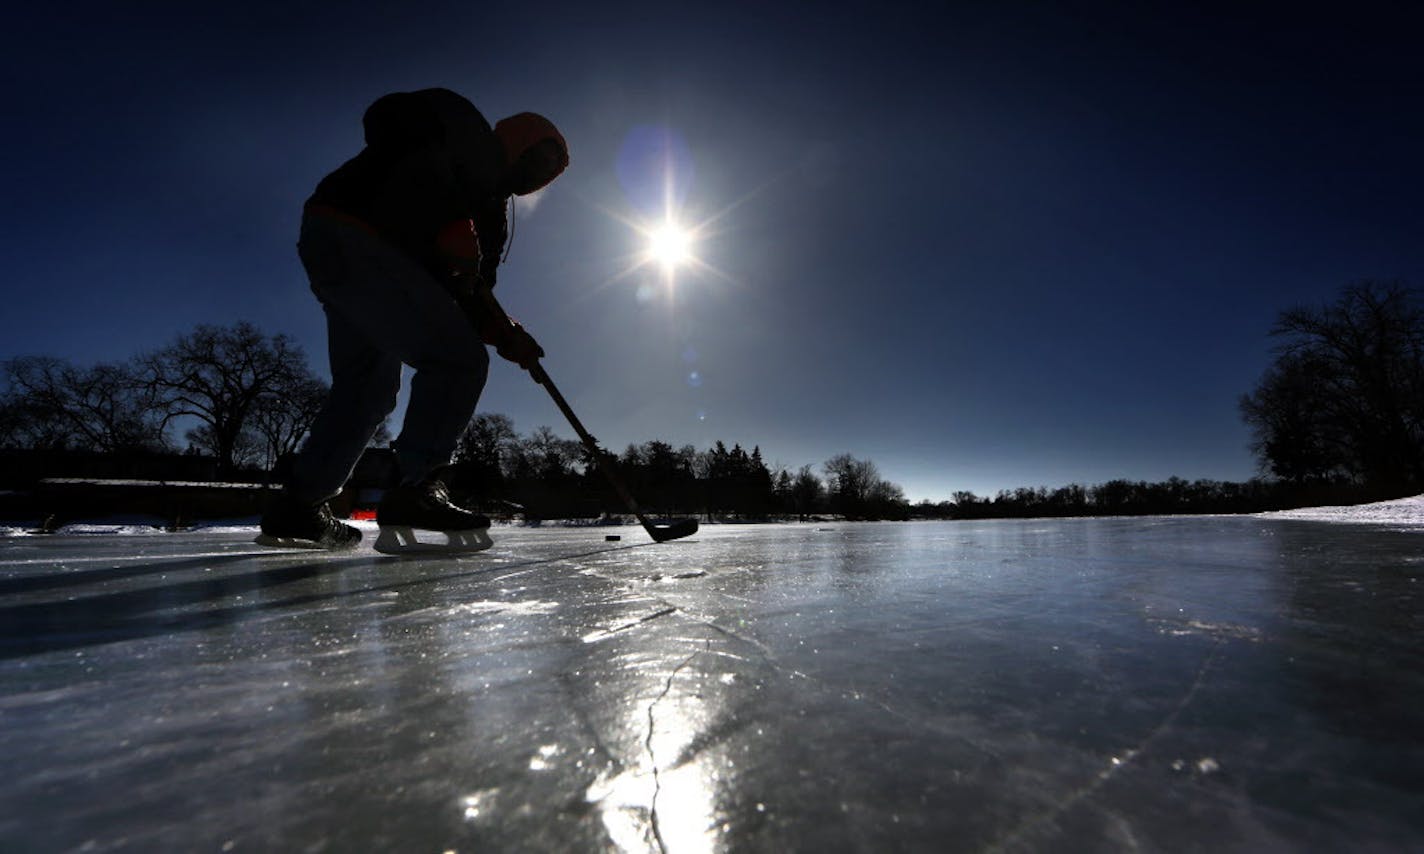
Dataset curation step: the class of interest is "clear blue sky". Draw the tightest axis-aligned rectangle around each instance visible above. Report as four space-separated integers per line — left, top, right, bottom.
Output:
3 2 1421 500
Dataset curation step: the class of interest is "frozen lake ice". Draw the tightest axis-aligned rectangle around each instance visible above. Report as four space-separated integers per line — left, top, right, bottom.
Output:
1 515 1421 852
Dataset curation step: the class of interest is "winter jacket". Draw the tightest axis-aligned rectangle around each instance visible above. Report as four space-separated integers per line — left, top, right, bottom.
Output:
306 88 508 278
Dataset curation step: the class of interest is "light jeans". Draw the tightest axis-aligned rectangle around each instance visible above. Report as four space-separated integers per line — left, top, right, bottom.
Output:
287 214 488 504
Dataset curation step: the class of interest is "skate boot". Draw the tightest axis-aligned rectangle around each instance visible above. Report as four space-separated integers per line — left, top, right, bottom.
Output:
374 479 493 555
256 494 362 550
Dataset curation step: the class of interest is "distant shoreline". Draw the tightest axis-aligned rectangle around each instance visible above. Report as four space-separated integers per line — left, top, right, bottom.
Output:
6 494 1422 539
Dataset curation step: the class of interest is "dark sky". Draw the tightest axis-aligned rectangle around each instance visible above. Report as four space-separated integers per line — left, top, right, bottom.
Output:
4 2 1421 499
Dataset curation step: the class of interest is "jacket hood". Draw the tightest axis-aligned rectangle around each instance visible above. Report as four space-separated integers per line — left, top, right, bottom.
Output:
494 112 569 191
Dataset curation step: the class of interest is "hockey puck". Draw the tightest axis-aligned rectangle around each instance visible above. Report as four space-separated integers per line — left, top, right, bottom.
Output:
605 534 621 541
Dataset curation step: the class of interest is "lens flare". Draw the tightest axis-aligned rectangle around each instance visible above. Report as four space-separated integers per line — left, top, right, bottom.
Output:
593 121 761 297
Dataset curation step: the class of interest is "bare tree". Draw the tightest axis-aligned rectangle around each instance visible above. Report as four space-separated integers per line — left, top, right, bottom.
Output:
823 453 878 511
454 412 518 481
791 464 824 520
184 422 263 470
249 375 330 470
823 453 904 518
1241 281 1424 491
519 425 584 479
0 360 70 450
137 321 320 476
0 356 167 452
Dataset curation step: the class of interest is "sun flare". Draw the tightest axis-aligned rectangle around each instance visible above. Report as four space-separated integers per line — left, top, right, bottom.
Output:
647 223 693 270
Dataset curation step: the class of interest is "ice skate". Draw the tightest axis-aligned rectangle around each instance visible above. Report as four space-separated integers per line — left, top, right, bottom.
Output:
374 479 493 555
256 495 362 550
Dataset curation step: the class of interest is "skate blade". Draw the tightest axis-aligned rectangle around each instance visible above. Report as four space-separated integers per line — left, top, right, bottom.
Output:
255 533 337 550
374 526 493 555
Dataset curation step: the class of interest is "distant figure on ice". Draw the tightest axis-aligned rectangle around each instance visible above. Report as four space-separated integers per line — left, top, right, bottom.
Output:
258 88 568 553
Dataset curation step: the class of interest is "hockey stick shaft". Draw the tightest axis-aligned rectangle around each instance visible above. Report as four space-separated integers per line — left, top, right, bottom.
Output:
470 283 697 543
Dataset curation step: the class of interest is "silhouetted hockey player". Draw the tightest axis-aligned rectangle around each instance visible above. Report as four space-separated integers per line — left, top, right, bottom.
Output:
258 88 567 553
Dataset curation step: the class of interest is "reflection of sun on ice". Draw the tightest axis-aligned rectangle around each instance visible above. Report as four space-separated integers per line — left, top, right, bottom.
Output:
647 222 693 271
586 683 721 853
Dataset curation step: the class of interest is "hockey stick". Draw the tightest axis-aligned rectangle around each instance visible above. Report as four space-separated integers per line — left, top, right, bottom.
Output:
471 284 699 544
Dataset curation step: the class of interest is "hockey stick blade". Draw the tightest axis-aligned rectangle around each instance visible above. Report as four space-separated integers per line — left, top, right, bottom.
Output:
645 518 699 543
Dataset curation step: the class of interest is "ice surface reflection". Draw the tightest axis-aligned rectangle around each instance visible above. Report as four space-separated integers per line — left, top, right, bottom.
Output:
2 518 1422 851
586 637 724 853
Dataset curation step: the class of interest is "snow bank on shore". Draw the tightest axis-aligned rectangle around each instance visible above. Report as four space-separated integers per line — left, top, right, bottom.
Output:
1258 494 1424 528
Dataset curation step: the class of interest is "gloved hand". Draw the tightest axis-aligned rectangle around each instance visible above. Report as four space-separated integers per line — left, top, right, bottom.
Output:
491 318 544 370
449 271 541 369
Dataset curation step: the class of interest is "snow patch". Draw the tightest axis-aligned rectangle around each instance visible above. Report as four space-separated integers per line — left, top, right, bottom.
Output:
39 477 275 490
50 523 167 536
191 523 261 535
1259 494 1424 528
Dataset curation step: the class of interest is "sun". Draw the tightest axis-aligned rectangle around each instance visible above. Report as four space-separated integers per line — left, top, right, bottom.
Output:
593 191 742 295
647 222 693 270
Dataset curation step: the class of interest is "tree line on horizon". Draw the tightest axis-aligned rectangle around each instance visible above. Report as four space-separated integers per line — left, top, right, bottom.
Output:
1 279 1419 520
442 412 907 520
0 321 330 476
0 320 909 519
907 477 1387 520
